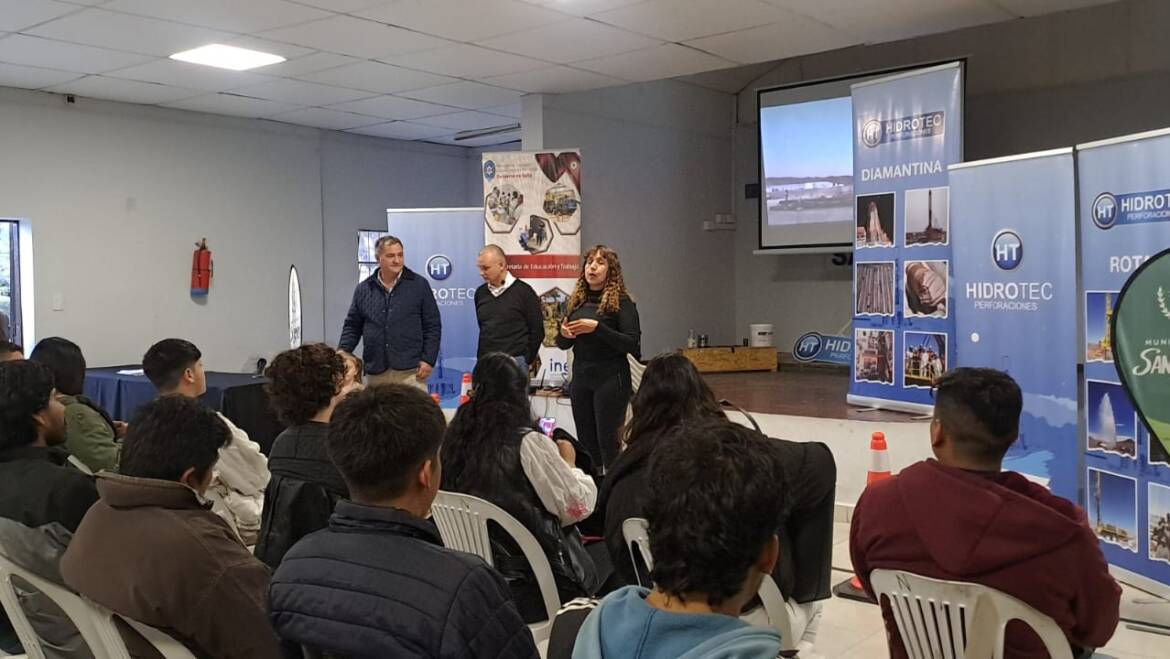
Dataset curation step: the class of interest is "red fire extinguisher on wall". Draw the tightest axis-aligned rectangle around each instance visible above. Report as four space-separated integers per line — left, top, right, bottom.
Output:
191 238 213 297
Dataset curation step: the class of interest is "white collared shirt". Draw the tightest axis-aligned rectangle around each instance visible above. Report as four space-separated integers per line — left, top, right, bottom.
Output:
488 272 516 297
378 268 402 293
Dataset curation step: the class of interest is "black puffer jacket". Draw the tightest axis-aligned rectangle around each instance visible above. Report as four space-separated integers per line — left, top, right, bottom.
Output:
254 423 347 568
270 501 537 659
443 427 600 623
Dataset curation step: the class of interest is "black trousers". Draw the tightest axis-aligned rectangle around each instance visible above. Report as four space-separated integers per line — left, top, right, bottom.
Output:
773 439 837 603
568 360 630 469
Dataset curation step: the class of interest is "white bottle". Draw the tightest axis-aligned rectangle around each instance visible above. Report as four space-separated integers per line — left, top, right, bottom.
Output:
687 329 697 348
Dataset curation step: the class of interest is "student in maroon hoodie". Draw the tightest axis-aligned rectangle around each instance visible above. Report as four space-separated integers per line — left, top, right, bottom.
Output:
850 367 1120 659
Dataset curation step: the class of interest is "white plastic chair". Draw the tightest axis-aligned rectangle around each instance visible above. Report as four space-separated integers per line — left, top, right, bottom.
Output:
868 569 1074 659
430 492 560 647
617 517 803 652
0 554 110 659
88 602 196 659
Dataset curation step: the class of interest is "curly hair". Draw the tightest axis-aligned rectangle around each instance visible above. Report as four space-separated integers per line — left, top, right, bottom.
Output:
0 360 55 450
645 420 787 607
624 353 724 448
567 245 630 316
264 343 346 426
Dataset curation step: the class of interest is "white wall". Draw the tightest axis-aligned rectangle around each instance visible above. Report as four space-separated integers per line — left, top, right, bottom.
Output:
0 87 474 371
732 0 1170 353
538 80 737 355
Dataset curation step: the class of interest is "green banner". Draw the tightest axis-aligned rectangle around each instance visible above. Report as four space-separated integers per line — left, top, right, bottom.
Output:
1113 247 1170 464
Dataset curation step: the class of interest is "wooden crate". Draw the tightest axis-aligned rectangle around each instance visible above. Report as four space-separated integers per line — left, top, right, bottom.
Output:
681 346 778 373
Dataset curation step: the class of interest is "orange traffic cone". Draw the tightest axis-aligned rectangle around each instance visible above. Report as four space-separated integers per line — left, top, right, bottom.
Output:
833 432 891 603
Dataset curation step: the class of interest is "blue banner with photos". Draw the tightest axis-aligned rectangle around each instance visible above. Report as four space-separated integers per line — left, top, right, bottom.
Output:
849 63 963 413
1077 130 1170 588
387 208 482 408
949 150 1079 502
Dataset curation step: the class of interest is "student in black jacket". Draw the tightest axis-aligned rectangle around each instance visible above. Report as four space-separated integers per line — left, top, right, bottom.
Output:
475 245 544 373
555 245 641 469
270 384 537 659
255 344 358 568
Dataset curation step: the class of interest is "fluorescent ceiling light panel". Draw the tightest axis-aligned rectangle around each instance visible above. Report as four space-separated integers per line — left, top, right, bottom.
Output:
170 44 285 71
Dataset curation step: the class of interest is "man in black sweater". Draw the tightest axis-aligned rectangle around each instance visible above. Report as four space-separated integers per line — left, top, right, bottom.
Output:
475 245 545 374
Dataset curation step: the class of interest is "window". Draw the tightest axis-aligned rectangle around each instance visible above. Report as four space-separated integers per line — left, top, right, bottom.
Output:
0 220 22 344
357 229 389 283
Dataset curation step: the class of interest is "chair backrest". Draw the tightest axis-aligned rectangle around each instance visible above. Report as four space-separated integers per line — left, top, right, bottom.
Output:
616 517 800 650
0 553 110 659
626 355 646 394
868 569 1074 659
430 491 560 645
620 518 653 587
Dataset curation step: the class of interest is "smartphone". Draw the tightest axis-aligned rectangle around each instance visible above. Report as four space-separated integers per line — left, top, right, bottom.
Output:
538 417 557 435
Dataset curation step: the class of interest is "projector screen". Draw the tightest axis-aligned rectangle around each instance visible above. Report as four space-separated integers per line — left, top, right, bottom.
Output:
757 67 935 252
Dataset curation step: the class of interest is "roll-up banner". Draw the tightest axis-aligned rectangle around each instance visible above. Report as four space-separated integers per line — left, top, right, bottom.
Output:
1078 128 1170 593
482 151 582 385
949 149 1079 502
849 62 963 414
387 208 483 408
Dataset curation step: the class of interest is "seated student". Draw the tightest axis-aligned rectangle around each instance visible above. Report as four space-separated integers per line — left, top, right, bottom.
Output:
0 360 100 659
61 396 281 659
30 337 123 473
0 340 22 362
338 349 364 386
269 384 538 659
602 353 835 651
851 368 1121 659
255 344 357 568
442 352 601 622
549 420 788 659
143 338 269 544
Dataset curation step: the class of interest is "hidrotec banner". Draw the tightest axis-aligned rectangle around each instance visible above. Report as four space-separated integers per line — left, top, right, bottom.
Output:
849 62 963 413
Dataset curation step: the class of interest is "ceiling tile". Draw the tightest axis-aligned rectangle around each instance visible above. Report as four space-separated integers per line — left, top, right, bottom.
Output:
476 17 660 64
685 16 856 64
298 60 456 94
416 110 518 131
54 0 110 5
398 81 523 110
489 101 520 117
46 75 202 104
26 8 234 57
0 61 80 89
268 107 380 130
259 15 453 59
0 0 79 32
108 59 273 92
163 92 301 118
381 43 546 78
772 0 1013 44
575 43 735 82
291 0 389 11
969 0 1112 17
427 131 519 147
486 65 624 93
356 0 565 42
594 0 791 42
327 94 455 119
258 51 360 77
101 0 330 33
516 0 644 18
675 61 777 93
230 78 374 106
0 34 152 74
347 120 449 140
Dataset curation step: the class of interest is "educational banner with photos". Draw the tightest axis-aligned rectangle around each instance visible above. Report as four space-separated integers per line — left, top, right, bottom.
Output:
1078 128 1170 588
949 150 1079 502
849 62 963 412
482 151 583 385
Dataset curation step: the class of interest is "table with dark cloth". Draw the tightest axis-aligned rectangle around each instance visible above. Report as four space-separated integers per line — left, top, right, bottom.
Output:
84 366 285 455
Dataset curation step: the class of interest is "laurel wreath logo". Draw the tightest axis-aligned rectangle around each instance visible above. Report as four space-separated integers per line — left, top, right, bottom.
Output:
1158 286 1170 321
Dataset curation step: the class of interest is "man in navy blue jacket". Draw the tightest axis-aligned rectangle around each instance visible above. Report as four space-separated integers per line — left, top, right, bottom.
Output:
339 235 441 390
269 384 537 659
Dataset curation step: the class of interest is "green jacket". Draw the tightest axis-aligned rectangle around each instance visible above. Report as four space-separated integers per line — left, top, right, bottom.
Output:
59 394 120 473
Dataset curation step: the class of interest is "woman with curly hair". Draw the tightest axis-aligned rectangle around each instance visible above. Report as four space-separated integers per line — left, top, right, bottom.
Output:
255 343 358 568
555 245 641 470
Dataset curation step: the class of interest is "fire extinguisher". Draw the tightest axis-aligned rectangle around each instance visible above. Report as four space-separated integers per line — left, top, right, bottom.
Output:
191 238 213 297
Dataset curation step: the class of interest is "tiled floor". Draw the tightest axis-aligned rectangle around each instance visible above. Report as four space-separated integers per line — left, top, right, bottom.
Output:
820 523 1170 658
